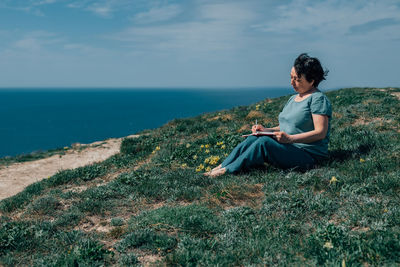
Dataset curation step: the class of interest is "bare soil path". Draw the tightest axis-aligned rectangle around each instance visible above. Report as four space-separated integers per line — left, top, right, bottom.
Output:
0 135 138 201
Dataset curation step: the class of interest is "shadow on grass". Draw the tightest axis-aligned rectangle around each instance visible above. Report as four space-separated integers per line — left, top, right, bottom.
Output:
326 144 373 164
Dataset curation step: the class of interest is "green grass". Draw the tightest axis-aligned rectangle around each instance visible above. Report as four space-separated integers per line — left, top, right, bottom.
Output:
0 87 399 266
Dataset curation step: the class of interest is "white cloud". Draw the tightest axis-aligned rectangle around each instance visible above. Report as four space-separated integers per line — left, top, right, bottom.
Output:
67 0 137 17
132 4 182 24
67 0 116 17
0 0 59 16
62 43 110 56
33 0 58 6
87 3 113 17
111 2 258 57
253 0 400 39
13 31 64 51
15 38 41 50
198 2 255 22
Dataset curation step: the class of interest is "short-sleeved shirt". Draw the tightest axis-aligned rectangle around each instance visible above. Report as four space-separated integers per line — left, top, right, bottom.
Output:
278 90 332 159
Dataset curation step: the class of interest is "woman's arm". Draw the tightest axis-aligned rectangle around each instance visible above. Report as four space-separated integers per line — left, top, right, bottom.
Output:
273 114 329 143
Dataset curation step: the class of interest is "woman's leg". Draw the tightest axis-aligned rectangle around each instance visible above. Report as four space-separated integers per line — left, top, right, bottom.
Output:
223 136 314 173
259 137 315 170
221 135 258 168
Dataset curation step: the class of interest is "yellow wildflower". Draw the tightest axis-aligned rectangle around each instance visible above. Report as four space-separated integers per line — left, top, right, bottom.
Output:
193 155 198 160
205 144 210 148
330 176 338 185
256 104 260 110
181 163 187 168
186 143 191 148
196 164 205 172
323 241 334 249
224 153 228 157
63 146 69 150
360 158 365 163
205 166 211 172
210 156 220 165
204 156 220 166
221 144 226 149
152 146 160 154
205 149 210 154
217 141 224 146
384 208 388 213
200 145 204 149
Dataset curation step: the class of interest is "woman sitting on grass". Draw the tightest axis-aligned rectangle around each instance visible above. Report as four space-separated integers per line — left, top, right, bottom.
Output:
205 53 332 177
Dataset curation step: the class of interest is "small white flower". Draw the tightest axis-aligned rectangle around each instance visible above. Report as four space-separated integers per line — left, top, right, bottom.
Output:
323 241 334 249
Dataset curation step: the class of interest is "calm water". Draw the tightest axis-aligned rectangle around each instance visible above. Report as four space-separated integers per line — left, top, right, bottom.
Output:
0 88 293 157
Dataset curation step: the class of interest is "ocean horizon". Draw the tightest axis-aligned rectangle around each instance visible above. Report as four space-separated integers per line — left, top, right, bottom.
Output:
0 87 295 158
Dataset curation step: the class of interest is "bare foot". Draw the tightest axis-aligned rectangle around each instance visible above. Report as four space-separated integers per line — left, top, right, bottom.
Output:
211 164 222 171
205 167 226 177
203 164 223 176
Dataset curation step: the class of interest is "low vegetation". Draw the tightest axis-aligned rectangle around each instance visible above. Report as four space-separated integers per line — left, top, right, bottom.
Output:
0 147 68 167
0 87 399 266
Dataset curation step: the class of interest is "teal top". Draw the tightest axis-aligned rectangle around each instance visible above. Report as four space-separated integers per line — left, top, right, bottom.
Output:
278 90 332 159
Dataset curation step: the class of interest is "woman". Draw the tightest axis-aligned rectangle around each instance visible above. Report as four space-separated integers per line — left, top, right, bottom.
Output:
205 53 332 177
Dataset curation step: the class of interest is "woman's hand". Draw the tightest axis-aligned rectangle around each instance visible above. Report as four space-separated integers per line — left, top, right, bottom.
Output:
273 131 293 143
252 124 265 133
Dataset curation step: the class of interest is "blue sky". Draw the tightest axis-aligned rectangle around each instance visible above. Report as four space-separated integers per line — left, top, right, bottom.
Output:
0 0 399 89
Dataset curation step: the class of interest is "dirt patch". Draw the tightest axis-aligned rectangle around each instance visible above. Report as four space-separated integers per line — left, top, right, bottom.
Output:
362 99 380 105
352 117 370 126
206 183 265 210
0 135 139 201
352 117 389 126
238 124 251 133
75 215 111 233
138 254 164 266
351 226 370 232
391 92 400 100
246 110 265 120
207 114 233 122
333 112 343 119
216 126 230 134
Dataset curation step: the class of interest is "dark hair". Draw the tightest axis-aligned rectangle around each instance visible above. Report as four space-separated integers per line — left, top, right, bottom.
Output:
294 53 328 87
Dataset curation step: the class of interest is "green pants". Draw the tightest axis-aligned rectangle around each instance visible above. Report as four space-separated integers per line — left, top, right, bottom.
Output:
221 135 315 173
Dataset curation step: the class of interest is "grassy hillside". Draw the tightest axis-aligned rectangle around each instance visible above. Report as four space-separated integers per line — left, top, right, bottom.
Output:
0 87 399 266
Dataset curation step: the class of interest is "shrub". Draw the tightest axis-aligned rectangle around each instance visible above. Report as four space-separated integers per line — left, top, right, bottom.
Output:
0 181 45 213
28 196 61 216
48 238 112 267
120 135 155 155
115 169 213 202
110 217 125 227
47 163 108 187
117 228 177 253
129 204 222 237
0 221 54 256
53 208 84 228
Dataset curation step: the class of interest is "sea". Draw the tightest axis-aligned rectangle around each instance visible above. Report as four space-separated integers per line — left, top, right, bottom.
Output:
0 88 294 158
